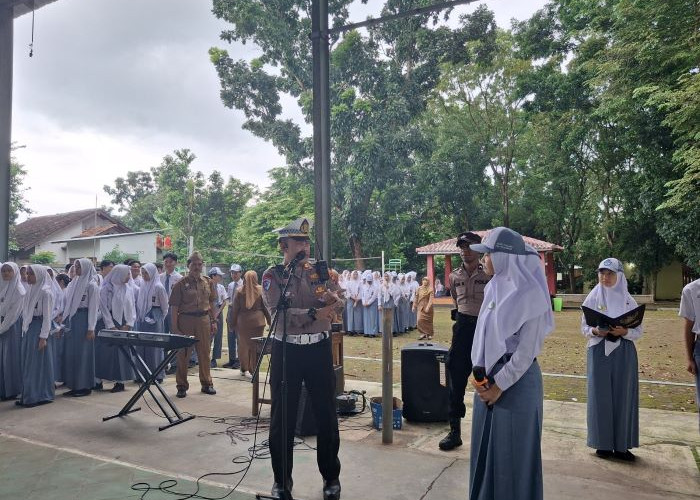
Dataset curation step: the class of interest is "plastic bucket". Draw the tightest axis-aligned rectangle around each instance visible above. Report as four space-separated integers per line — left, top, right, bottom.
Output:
552 297 563 312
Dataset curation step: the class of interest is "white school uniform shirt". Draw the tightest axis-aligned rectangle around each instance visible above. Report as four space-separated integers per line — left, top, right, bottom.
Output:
0 265 26 335
680 278 700 335
227 278 243 304
66 281 100 331
160 271 183 296
362 282 378 306
136 281 169 322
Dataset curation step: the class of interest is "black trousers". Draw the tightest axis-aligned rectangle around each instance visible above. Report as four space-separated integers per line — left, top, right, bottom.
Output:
269 337 341 484
447 313 478 420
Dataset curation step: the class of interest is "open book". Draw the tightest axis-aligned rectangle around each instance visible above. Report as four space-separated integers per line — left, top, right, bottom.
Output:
581 304 646 342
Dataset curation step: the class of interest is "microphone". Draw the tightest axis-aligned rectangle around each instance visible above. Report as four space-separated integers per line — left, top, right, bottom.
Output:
285 250 306 273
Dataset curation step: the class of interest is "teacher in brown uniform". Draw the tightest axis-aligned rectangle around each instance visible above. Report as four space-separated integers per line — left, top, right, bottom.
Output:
169 251 217 398
261 218 344 500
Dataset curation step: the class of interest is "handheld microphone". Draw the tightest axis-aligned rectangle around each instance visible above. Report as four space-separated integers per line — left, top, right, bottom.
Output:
285 250 306 273
472 366 489 388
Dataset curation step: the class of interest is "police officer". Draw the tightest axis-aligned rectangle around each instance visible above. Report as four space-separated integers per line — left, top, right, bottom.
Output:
439 231 491 451
169 251 218 398
261 218 343 500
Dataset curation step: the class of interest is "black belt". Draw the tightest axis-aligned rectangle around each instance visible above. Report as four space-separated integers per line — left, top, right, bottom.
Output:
180 310 208 317
458 313 478 322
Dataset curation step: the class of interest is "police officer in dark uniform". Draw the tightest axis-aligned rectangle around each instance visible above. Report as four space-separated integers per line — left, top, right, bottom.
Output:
439 231 491 451
261 218 344 500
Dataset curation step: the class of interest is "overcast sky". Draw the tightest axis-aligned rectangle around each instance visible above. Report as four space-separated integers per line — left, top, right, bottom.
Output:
11 0 545 221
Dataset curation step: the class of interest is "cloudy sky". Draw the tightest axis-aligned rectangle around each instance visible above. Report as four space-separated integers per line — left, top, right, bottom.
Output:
11 0 545 221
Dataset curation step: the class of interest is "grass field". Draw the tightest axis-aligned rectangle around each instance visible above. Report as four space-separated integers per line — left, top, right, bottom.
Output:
336 307 697 413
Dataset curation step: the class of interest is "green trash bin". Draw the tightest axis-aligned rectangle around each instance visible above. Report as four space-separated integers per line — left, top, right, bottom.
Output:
552 297 563 312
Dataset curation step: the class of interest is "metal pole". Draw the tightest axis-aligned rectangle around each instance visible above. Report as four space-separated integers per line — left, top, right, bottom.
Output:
0 5 13 262
312 0 331 262
382 295 394 444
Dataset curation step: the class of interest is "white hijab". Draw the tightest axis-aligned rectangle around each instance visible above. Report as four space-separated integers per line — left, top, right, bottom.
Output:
136 263 159 321
472 248 554 373
0 262 26 331
102 264 135 325
582 257 637 355
22 264 51 332
63 258 97 320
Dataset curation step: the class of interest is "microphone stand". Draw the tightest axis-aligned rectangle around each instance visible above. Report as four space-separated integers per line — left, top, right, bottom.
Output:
253 258 301 500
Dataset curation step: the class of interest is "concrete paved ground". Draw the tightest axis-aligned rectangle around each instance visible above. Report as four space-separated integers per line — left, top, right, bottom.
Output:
0 367 698 500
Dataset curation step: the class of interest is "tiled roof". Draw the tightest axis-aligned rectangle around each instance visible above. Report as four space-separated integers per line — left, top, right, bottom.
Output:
14 209 131 251
76 224 120 238
415 230 563 255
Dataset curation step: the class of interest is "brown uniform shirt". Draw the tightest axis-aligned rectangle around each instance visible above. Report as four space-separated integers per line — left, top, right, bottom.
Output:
261 262 345 335
169 274 217 314
449 264 491 316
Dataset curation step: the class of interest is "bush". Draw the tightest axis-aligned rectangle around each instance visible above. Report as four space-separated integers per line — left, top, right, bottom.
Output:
30 251 56 265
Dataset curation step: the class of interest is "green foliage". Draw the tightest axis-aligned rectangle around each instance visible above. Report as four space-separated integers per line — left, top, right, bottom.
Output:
8 145 32 253
102 245 138 264
30 251 56 265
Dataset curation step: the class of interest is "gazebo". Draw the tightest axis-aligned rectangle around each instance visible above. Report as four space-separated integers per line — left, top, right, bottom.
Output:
416 230 563 296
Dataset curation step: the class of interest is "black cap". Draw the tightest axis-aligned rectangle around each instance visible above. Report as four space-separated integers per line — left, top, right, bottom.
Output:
469 227 538 256
456 231 482 248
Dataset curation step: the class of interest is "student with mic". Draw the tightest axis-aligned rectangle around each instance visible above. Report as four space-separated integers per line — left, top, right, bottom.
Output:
261 218 344 500
468 227 554 500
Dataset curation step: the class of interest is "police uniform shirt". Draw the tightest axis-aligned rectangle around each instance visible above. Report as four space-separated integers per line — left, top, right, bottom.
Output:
449 264 491 316
261 262 345 335
169 274 217 314
680 278 700 335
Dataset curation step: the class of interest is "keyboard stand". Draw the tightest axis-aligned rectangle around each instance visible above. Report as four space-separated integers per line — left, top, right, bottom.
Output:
102 345 195 431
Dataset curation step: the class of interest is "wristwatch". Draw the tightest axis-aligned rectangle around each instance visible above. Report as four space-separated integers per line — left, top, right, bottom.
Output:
307 307 317 320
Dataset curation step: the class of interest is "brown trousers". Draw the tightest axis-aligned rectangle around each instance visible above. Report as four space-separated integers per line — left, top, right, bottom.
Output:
175 314 213 390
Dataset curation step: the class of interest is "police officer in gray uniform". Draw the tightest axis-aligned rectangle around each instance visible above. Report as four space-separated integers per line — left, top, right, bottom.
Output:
261 218 344 500
439 231 491 451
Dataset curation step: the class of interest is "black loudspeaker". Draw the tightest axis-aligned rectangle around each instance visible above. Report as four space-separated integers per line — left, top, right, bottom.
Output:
295 365 344 437
401 342 449 422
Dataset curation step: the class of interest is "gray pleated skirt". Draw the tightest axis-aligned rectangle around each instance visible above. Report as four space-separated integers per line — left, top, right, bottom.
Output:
470 360 543 500
586 339 639 451
134 307 165 381
95 317 134 382
62 308 96 391
0 317 23 399
363 300 379 336
344 300 353 332
20 317 55 405
352 302 364 333
52 327 64 383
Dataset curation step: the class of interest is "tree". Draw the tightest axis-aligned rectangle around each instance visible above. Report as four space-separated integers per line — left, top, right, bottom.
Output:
30 251 56 265
8 145 32 253
210 0 499 268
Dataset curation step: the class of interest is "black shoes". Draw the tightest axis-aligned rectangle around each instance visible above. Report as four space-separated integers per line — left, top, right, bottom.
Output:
439 418 463 451
323 478 341 500
596 449 613 459
613 450 636 461
93 382 103 391
271 478 293 499
176 389 187 398
210 359 218 368
64 389 91 397
201 386 216 395
110 383 125 393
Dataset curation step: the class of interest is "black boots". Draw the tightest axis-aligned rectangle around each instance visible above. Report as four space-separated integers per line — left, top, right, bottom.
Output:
439 418 463 451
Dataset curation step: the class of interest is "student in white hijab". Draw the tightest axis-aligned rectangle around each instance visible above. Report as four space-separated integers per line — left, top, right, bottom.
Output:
468 227 554 500
96 264 136 393
378 272 401 336
407 271 419 329
135 263 169 382
361 271 379 337
349 270 363 335
61 258 99 397
46 267 66 385
17 265 55 407
396 273 409 334
581 257 642 461
0 262 26 401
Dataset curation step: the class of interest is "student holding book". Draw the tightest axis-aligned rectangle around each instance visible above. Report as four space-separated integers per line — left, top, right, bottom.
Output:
581 258 643 461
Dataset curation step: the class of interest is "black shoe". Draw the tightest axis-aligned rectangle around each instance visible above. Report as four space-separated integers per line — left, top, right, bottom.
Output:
0 394 18 401
231 360 241 370
439 430 462 450
221 362 233 368
596 449 613 459
613 450 636 462
201 386 216 395
176 389 187 398
72 389 92 397
210 359 217 368
93 382 103 391
323 478 341 500
62 390 77 397
271 478 293 498
110 383 125 393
